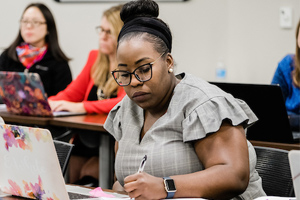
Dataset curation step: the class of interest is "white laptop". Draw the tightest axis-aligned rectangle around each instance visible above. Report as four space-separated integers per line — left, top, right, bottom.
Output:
289 150 300 200
0 123 100 199
0 71 86 117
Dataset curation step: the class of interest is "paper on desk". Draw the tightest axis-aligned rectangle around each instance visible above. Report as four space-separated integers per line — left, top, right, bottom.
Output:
254 196 296 200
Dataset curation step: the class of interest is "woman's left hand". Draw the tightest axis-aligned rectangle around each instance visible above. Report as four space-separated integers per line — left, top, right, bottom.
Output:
123 172 166 200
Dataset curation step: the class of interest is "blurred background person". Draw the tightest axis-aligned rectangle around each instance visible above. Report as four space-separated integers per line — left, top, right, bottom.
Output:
271 19 300 132
0 3 72 98
49 4 125 187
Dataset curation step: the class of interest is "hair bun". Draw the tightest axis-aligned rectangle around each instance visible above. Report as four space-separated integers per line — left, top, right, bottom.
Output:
120 0 159 23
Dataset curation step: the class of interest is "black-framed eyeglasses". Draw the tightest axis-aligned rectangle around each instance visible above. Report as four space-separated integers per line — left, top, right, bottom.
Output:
20 20 46 28
95 26 111 36
111 52 166 86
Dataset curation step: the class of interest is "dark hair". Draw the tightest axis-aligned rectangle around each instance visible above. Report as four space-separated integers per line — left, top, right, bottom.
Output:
5 3 70 62
120 0 159 22
293 19 300 87
118 0 172 54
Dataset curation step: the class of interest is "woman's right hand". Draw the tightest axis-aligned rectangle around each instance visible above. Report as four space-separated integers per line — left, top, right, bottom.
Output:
123 172 166 200
48 100 86 113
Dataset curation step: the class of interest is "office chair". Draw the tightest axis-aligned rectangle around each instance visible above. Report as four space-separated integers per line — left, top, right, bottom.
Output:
53 140 74 176
254 146 294 197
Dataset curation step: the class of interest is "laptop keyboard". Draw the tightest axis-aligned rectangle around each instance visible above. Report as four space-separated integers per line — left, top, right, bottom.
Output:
68 192 98 199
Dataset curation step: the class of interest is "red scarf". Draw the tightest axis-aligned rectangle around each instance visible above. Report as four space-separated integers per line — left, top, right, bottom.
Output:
16 43 48 69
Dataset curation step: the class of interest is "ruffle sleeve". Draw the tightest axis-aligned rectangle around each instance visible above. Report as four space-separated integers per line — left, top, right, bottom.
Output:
182 96 258 142
103 102 122 141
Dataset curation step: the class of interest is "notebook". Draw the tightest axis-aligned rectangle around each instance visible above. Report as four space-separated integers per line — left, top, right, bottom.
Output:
0 71 86 117
0 123 99 200
289 150 300 200
210 82 300 143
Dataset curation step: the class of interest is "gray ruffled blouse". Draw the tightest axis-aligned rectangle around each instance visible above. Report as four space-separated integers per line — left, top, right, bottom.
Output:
104 73 266 200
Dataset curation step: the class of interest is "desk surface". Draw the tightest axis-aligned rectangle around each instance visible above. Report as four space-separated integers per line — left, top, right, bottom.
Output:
250 140 300 151
49 114 107 132
0 111 51 126
0 111 107 132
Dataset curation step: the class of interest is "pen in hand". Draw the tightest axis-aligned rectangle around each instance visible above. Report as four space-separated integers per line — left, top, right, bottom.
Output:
128 155 147 200
138 155 147 173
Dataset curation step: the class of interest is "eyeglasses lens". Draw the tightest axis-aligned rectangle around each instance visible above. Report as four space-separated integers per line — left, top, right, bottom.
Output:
113 64 152 86
20 20 45 28
135 65 151 81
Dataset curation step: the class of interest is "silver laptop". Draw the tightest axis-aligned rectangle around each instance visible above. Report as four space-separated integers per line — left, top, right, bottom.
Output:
0 71 86 117
289 150 300 199
0 123 98 199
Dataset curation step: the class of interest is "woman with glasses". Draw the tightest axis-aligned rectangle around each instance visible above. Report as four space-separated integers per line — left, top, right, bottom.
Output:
104 0 266 199
48 4 126 187
0 3 72 97
48 4 125 115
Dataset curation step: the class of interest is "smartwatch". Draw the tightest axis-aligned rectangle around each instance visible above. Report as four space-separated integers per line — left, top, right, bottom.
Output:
163 177 176 199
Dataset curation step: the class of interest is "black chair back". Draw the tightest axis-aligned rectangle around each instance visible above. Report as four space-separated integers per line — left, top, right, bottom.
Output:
254 146 294 197
53 140 74 175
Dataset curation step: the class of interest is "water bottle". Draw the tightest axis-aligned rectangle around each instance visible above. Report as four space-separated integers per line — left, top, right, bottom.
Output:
215 61 227 81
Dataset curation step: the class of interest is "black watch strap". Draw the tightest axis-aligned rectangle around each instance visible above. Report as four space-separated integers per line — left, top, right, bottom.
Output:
163 177 176 199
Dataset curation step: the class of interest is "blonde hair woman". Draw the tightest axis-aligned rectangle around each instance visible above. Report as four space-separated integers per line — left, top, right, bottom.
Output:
48 4 125 114
48 4 125 186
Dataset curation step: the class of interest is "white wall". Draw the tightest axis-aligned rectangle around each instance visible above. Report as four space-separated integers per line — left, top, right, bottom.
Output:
0 0 299 84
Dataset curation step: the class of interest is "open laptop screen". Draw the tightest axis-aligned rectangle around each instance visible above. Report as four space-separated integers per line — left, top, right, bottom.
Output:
0 71 86 117
210 82 295 143
0 71 53 116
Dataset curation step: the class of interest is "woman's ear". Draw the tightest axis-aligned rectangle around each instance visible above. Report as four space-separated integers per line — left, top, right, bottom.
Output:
166 53 174 73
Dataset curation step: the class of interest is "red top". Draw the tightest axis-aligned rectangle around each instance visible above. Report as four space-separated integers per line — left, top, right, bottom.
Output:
49 50 126 114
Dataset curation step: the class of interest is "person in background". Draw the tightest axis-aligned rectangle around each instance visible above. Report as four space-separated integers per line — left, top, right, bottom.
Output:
49 4 125 186
104 0 266 199
0 3 72 97
272 19 300 132
48 5 125 115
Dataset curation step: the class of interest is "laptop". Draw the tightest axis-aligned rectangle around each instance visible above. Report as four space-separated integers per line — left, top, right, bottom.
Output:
210 82 300 143
0 71 86 117
0 123 99 199
289 150 300 200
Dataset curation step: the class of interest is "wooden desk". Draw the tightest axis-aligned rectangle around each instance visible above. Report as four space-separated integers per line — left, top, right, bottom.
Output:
250 140 300 151
49 114 107 132
0 111 51 126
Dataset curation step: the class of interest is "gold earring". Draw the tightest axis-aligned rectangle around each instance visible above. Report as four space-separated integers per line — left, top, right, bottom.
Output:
168 68 174 73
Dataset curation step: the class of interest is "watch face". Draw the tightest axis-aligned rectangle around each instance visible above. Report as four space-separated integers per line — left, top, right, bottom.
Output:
165 179 176 191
